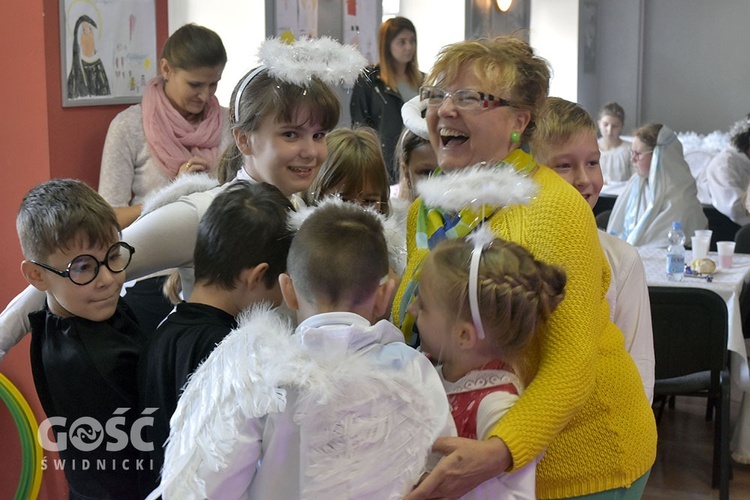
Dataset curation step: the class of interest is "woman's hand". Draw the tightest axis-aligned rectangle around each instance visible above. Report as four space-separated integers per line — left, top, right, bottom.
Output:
406 436 511 499
177 156 209 177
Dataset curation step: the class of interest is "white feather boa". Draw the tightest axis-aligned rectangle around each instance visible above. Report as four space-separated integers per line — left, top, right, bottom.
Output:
417 163 538 212
152 304 441 500
140 172 219 217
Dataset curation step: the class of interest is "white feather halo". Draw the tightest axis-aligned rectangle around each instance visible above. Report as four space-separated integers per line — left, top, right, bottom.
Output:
287 196 407 276
416 163 538 213
729 115 750 141
258 37 367 88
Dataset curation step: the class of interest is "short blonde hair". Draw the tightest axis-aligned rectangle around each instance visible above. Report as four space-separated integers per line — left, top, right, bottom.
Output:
532 97 597 164
425 36 550 144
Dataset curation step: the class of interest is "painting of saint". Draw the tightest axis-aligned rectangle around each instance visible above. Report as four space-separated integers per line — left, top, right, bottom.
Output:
67 14 111 98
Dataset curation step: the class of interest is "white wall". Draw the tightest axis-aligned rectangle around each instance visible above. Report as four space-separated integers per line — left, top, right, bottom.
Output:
168 1 266 107
399 0 465 75
640 0 750 133
529 0 579 101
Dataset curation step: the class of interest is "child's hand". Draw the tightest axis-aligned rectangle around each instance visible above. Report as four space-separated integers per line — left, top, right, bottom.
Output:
405 436 511 499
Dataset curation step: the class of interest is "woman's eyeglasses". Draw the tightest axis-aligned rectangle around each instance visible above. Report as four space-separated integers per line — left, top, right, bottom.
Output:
630 149 653 160
420 86 512 110
30 242 135 286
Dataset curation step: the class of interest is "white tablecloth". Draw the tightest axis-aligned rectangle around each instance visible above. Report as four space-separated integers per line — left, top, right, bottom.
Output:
637 246 750 461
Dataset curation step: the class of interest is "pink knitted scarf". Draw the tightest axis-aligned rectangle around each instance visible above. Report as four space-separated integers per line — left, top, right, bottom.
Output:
141 76 224 179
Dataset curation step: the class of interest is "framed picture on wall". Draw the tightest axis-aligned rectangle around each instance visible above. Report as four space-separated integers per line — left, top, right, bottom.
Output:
60 0 157 107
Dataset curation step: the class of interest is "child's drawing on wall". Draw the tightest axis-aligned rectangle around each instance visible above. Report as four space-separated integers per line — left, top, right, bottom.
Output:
67 14 111 98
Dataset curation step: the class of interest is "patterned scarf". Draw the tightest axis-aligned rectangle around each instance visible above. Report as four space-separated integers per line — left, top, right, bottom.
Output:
398 149 537 341
142 76 225 179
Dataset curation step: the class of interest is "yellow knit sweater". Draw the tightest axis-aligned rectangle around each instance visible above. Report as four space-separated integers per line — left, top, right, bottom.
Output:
393 164 657 498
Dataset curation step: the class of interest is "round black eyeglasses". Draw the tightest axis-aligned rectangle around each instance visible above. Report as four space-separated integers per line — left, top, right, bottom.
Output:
30 242 135 286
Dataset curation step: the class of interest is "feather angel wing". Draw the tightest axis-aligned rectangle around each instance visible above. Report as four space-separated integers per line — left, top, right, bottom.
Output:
150 304 306 500
295 354 442 499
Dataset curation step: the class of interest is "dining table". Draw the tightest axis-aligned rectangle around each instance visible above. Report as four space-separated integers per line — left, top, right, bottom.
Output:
637 246 750 462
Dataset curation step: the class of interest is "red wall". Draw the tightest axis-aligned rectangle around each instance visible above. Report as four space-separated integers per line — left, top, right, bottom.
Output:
0 0 167 497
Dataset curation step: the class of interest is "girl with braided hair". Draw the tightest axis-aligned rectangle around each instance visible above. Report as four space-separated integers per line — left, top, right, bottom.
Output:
408 232 566 498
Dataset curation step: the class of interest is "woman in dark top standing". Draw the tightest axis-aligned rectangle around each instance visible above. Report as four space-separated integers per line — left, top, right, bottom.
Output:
351 16 423 183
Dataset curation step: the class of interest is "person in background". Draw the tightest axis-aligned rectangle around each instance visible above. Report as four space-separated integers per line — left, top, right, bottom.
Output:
607 123 708 247
99 23 231 335
137 181 293 492
305 127 390 215
597 102 633 183
532 96 654 402
99 23 230 228
392 127 438 202
350 16 423 183
696 113 750 226
397 35 656 500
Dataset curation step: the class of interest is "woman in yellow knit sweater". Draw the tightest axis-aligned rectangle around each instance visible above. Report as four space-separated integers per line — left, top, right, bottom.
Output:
398 37 657 499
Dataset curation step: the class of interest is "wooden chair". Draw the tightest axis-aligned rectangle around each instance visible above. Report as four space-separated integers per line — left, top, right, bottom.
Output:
648 286 731 499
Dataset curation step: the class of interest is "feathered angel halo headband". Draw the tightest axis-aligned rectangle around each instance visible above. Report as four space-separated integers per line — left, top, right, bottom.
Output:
234 36 368 121
729 115 750 142
417 163 538 339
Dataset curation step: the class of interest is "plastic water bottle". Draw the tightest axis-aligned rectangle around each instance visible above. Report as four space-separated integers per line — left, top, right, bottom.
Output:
666 221 686 281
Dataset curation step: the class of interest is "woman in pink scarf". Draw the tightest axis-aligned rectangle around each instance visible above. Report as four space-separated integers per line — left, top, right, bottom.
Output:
98 23 231 335
99 23 230 228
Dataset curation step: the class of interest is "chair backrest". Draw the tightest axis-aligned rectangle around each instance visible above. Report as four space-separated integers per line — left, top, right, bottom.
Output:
595 209 611 230
702 205 741 251
735 223 750 254
648 286 728 379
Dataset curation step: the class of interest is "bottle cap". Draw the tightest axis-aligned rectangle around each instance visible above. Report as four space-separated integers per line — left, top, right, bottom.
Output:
672 221 682 230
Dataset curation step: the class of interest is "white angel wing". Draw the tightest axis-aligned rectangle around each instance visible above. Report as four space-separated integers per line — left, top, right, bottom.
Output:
150 304 303 500
295 357 441 500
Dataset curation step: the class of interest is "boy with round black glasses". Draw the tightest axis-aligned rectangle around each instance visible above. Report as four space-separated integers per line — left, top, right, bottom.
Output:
17 178 146 499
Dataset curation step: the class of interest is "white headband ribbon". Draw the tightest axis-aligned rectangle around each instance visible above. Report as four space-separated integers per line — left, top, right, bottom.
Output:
468 241 487 340
234 65 267 122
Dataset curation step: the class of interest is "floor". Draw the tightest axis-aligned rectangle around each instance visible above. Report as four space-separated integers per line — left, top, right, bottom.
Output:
643 394 750 499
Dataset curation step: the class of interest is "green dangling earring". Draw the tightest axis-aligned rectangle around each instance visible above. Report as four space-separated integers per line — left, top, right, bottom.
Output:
510 131 521 143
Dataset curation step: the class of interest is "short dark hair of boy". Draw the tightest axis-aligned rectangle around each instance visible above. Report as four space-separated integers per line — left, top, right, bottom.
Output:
16 179 120 262
194 181 293 290
288 203 389 305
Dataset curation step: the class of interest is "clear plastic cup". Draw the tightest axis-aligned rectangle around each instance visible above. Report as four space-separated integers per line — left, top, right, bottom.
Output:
716 241 736 269
691 236 711 260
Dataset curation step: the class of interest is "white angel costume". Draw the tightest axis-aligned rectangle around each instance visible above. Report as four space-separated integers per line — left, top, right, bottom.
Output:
149 305 453 500
598 139 634 184
607 126 707 247
598 231 654 402
696 147 750 226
